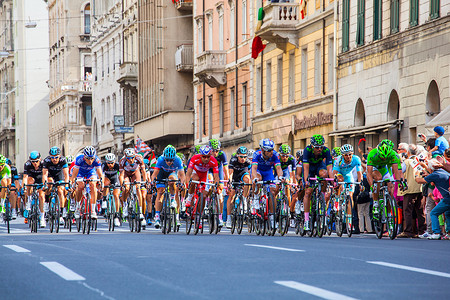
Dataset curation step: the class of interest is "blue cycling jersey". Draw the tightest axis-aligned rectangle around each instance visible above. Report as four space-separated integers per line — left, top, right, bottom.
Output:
252 150 281 172
332 155 362 176
154 155 183 173
73 154 101 177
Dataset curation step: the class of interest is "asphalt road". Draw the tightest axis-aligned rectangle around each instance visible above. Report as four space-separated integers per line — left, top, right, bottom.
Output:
1 217 449 300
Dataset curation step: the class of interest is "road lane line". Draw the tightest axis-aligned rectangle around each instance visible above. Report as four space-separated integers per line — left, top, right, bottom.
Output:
244 244 304 252
367 261 450 278
40 262 85 281
275 281 359 300
3 245 31 253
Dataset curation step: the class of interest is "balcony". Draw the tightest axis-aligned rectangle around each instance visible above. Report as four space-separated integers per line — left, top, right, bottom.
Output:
175 0 192 11
79 80 92 94
255 3 299 50
175 44 193 72
194 51 226 88
117 62 138 89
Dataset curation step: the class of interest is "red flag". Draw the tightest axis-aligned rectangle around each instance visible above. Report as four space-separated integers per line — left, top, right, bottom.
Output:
135 137 152 157
251 36 266 59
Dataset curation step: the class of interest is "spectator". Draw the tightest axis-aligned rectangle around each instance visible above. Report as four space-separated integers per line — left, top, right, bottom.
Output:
415 159 450 240
429 126 449 157
397 144 426 238
425 138 437 158
356 165 373 233
420 180 436 238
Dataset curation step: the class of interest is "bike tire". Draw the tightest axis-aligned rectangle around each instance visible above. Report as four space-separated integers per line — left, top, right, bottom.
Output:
194 193 203 235
386 194 398 240
134 195 141 233
213 194 220 234
162 193 169 234
49 199 54 233
87 199 91 235
246 198 253 233
278 195 289 236
185 206 193 235
267 193 276 236
237 196 244 235
345 195 353 238
317 193 326 238
69 213 73 232
76 216 81 232
55 196 61 233
5 199 10 234
230 196 236 234
372 205 383 239
308 196 316 237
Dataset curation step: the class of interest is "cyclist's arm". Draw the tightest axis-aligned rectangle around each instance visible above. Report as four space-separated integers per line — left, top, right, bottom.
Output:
63 167 69 183
70 167 79 183
213 172 220 184
275 164 283 178
185 167 193 185
177 169 186 185
415 176 427 185
366 165 374 186
303 163 310 181
332 169 339 177
228 167 234 179
150 168 159 182
289 170 296 184
251 164 258 181
140 162 147 182
356 170 363 183
119 170 125 186
42 168 48 184
391 163 404 180
22 174 28 189
223 165 229 181
96 167 103 182
296 165 302 182
327 164 333 179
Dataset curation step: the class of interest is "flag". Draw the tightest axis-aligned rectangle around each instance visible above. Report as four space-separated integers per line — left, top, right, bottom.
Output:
255 7 265 31
300 0 307 19
251 36 266 59
135 137 152 157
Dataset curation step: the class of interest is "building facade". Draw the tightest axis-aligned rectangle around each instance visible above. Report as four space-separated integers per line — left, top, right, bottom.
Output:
333 0 450 148
136 0 194 154
91 0 127 158
14 0 49 170
47 0 92 157
253 0 336 152
0 0 15 162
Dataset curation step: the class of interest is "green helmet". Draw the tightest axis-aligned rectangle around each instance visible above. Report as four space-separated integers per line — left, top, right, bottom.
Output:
377 139 394 158
209 139 221 150
279 144 291 155
176 152 185 162
310 134 325 147
332 147 341 157
0 155 6 165
194 145 202 154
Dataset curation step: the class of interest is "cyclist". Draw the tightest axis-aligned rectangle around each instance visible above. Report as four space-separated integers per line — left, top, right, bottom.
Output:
6 158 19 219
302 135 333 231
0 155 12 217
184 145 220 212
142 158 154 226
102 153 121 227
71 146 103 220
251 139 284 226
42 146 69 225
22 151 46 227
119 148 147 227
151 145 186 229
226 146 252 228
366 139 406 213
332 147 341 160
209 139 229 227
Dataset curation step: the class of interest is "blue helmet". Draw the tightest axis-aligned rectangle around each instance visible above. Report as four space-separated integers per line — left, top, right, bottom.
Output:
163 145 176 160
259 138 275 151
5 158 11 165
49 146 61 156
199 145 212 156
83 146 96 158
29 151 41 160
236 146 248 155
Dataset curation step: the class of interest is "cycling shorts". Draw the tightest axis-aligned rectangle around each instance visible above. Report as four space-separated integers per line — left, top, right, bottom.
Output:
105 175 120 189
77 168 98 180
28 173 43 184
373 165 394 181
336 173 356 192
48 171 65 183
156 170 178 188
281 168 291 178
257 169 275 182
232 171 249 184
192 170 208 184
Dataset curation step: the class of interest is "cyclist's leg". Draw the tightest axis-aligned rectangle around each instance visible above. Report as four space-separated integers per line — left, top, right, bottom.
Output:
122 176 131 206
186 171 201 206
371 168 383 206
318 164 330 204
0 177 7 213
131 171 143 209
304 165 319 221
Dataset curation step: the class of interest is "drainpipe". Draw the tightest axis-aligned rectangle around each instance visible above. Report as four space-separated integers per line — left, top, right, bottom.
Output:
202 0 206 140
322 1 325 96
235 1 238 130
332 0 338 143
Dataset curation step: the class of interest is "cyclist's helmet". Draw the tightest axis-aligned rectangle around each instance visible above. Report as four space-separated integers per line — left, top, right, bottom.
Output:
332 147 341 157
296 149 304 159
5 158 11 165
105 153 116 162
340 144 354 155
29 151 41 160
279 144 291 155
310 134 325 147
49 146 61 156
0 155 6 165
124 148 135 158
199 145 212 156
176 152 186 162
209 139 221 151
377 139 393 158
259 139 275 151
247 149 255 158
163 145 177 160
236 146 248 155
194 145 202 154
83 146 96 158
66 155 75 164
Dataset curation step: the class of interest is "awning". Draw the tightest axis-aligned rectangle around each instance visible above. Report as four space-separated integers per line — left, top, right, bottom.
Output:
329 119 403 137
425 105 450 128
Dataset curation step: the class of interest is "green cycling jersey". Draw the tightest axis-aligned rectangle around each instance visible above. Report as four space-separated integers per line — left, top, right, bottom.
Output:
0 164 11 180
366 148 401 169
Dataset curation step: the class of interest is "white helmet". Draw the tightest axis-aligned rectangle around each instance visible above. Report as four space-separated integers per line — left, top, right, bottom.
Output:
105 153 116 162
124 148 135 157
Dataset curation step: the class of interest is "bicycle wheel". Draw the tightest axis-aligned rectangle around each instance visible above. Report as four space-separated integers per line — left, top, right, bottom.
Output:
316 193 326 238
372 203 383 239
207 198 214 234
134 195 141 233
68 212 73 232
5 199 10 234
335 197 344 237
194 193 203 235
230 196 236 234
278 195 289 236
55 196 61 233
246 198 253 233
111 196 116 232
260 195 267 236
308 196 316 237
185 205 193 235
162 193 169 234
237 195 244 235
213 194 220 234
49 199 54 233
345 195 353 238
87 199 91 235
386 194 398 240
268 193 276 236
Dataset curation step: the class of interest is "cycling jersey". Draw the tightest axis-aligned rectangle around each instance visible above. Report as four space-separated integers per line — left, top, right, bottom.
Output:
73 154 101 178
43 156 68 182
333 155 362 177
213 151 228 168
102 162 120 187
0 164 11 180
119 154 145 177
188 154 219 182
302 145 333 166
23 160 43 183
252 150 281 181
229 156 251 182
154 155 183 188
279 155 296 178
10 165 19 181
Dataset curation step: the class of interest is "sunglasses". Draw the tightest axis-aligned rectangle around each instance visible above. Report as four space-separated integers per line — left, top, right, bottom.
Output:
50 156 60 159
126 156 135 160
201 155 210 159
31 160 40 163
85 157 95 161
343 153 352 157
314 146 323 149
165 159 174 162
106 162 114 164
238 155 247 159
280 154 290 158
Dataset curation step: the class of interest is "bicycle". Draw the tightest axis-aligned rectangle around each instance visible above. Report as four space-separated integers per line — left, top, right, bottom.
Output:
253 180 277 236
188 180 217 235
76 178 100 234
46 181 69 233
123 181 145 233
1 186 11 233
335 182 361 238
276 180 291 236
229 182 252 235
104 184 118 231
64 191 76 232
155 178 180 234
24 183 44 233
372 180 401 240
307 177 334 238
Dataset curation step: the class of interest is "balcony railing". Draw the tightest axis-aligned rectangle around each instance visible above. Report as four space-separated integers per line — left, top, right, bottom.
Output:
255 3 299 49
79 80 92 93
117 62 138 89
175 44 193 72
194 51 227 87
175 0 193 11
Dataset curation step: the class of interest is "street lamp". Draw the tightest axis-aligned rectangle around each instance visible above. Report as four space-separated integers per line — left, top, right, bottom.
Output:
0 51 9 57
25 17 37 28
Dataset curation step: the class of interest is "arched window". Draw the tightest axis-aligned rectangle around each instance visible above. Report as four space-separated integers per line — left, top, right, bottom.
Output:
426 80 440 123
84 4 91 34
93 118 98 145
387 90 399 121
354 98 365 127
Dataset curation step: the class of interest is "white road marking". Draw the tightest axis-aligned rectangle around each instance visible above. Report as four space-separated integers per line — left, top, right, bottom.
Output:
3 245 31 253
367 261 450 278
275 281 359 300
245 244 305 252
40 262 86 281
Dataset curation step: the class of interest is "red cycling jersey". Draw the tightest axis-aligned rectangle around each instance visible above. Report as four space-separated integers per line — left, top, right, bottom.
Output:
188 154 219 180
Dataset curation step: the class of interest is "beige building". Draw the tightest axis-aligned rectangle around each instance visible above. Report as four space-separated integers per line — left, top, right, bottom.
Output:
0 0 15 162
48 0 92 156
333 0 450 148
193 0 254 157
136 0 194 154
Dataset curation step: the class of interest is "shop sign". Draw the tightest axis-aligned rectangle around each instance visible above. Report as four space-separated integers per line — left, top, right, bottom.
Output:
293 112 333 132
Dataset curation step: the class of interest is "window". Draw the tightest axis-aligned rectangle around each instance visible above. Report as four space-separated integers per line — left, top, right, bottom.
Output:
112 93 116 115
112 39 115 70
219 92 224 137
242 1 247 39
242 84 247 129
266 61 272 110
208 15 213 50
101 99 105 124
342 0 350 51
374 0 382 40
391 0 400 33
301 47 307 98
356 0 365 46
277 56 283 105
218 7 224 50
230 87 235 131
289 51 295 103
256 66 262 112
106 44 110 74
85 105 92 126
84 4 90 34
430 0 439 19
197 20 203 54
328 36 334 90
230 3 235 46
314 42 321 95
409 0 419 26
106 97 111 121
208 95 213 138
